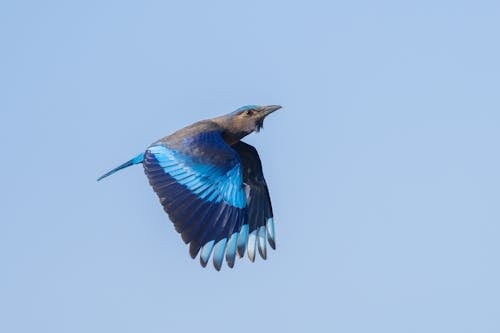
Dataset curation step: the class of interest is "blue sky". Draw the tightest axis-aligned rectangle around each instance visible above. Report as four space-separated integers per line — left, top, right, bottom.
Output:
1 1 499 332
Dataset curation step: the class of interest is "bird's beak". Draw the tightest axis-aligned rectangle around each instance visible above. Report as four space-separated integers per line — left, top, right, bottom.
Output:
260 105 282 118
254 105 281 132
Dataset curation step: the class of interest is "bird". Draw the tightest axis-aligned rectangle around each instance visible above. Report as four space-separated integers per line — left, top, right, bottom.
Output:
98 105 282 270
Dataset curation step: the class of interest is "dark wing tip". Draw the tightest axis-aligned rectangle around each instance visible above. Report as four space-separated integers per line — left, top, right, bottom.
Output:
213 261 222 271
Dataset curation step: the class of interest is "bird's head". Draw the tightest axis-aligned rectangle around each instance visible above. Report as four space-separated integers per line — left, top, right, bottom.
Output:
217 104 282 144
232 104 282 131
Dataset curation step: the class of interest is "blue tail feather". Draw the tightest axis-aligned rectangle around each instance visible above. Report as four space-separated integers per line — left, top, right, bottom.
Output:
97 153 145 181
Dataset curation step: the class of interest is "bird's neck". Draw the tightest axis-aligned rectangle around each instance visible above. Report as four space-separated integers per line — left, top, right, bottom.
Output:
222 130 248 146
212 117 251 146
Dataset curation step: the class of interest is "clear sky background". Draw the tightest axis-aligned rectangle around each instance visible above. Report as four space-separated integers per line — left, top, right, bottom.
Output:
1 1 499 332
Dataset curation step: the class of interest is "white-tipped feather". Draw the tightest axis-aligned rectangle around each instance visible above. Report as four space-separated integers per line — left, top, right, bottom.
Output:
200 240 215 267
266 218 276 249
212 238 227 271
226 232 239 268
247 230 258 262
237 224 249 257
257 225 267 259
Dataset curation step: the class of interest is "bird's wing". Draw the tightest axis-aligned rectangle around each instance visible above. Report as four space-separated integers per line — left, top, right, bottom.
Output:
143 131 248 270
232 141 275 262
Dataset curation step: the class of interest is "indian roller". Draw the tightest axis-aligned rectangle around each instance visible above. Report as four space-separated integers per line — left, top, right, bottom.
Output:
98 105 282 270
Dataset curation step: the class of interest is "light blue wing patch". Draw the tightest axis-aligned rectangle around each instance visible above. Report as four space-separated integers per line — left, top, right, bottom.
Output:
148 145 246 208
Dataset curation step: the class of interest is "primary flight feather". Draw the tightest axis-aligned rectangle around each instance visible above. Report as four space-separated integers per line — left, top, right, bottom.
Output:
98 105 281 270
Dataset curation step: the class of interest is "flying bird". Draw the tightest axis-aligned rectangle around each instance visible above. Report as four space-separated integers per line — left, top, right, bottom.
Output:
98 105 282 270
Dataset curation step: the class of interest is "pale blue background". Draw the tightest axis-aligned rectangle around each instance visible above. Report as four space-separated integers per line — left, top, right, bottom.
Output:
1 1 499 332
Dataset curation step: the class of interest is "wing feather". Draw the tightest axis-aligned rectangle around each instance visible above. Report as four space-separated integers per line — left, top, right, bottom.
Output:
143 132 247 270
142 134 275 269
232 141 276 260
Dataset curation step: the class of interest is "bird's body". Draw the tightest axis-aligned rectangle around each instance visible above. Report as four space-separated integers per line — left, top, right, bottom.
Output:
98 105 281 270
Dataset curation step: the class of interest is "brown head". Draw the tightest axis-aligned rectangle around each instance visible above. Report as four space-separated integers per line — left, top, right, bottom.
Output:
214 105 282 145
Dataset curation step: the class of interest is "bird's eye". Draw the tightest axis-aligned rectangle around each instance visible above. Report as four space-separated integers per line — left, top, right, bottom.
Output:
245 110 255 116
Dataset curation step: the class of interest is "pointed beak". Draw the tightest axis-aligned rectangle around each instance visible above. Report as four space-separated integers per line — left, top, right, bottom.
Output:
260 105 282 117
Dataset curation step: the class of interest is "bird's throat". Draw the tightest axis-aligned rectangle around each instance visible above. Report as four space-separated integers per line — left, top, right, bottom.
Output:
222 130 250 146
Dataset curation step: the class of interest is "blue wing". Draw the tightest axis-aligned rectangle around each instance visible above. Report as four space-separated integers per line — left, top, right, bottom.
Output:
143 131 248 270
232 141 275 262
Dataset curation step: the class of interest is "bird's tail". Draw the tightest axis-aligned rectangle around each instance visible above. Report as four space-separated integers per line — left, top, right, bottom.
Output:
97 152 145 181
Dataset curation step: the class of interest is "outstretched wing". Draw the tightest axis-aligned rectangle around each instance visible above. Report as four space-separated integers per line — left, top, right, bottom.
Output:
143 131 249 270
232 141 275 262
